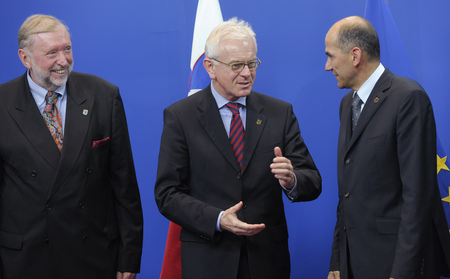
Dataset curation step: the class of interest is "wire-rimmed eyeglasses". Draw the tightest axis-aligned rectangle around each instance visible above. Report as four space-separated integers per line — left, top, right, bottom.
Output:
212 58 261 73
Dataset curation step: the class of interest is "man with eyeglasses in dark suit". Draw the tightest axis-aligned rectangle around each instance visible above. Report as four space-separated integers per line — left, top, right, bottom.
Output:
155 17 322 279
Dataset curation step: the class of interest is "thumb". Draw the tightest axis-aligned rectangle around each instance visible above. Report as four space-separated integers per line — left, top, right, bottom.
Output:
230 201 244 213
274 146 283 158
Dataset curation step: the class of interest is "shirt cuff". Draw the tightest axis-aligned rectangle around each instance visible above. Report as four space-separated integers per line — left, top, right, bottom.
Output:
216 211 224 231
281 173 298 200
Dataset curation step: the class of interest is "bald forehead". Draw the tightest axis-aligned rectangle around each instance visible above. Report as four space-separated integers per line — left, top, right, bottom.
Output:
336 16 369 31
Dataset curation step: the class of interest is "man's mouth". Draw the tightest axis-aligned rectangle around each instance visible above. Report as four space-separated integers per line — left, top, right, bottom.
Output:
53 69 67 75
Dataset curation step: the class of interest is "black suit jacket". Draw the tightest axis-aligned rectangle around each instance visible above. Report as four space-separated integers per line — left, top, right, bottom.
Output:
330 68 450 279
155 85 321 279
0 72 143 279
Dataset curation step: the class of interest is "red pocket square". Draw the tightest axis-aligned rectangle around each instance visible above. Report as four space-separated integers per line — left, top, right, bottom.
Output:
92 137 110 148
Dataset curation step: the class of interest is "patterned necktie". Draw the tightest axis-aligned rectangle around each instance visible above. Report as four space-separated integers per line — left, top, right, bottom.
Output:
352 92 363 130
226 102 245 169
42 91 64 152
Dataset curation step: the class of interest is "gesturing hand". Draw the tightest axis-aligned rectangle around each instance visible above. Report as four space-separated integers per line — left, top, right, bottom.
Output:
220 201 265 236
270 147 295 189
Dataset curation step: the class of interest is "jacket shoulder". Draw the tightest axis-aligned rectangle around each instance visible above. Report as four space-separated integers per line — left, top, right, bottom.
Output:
68 71 118 91
0 74 26 94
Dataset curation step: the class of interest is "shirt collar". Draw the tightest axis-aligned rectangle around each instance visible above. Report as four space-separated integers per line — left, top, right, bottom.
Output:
210 81 246 109
353 63 385 103
27 70 67 106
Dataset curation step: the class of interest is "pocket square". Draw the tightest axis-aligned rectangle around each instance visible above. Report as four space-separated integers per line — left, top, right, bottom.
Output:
92 137 110 148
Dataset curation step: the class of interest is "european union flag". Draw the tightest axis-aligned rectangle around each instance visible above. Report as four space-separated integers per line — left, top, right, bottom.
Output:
364 0 415 80
438 138 450 229
365 1 450 277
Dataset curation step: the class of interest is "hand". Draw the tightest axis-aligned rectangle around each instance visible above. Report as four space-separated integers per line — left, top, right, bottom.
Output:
270 147 295 189
220 201 265 236
117 272 137 279
327 271 340 279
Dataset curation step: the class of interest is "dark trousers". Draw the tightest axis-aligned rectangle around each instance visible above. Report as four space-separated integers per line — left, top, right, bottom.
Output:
237 243 252 279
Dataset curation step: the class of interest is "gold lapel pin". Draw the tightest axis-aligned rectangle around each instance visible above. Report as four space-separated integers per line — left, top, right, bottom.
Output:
83 109 89 116
374 97 380 103
256 119 262 125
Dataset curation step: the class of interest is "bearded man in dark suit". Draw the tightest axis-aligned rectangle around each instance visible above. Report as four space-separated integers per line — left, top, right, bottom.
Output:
0 14 143 279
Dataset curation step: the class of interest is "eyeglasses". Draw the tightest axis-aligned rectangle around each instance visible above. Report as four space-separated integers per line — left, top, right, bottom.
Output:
212 58 261 73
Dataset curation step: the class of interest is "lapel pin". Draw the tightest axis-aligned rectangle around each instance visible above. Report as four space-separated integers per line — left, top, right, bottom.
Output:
83 109 89 116
256 119 262 125
374 97 380 103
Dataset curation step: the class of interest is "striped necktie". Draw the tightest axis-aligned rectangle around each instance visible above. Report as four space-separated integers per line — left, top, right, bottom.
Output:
226 102 245 169
42 91 64 152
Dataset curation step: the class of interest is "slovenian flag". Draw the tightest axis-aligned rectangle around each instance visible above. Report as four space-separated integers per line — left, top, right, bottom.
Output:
159 1 223 278
187 0 223 96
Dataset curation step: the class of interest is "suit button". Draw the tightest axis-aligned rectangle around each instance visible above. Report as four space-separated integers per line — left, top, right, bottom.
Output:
236 173 241 179
79 203 85 209
83 236 88 242
345 159 351 164
45 238 49 244
31 170 37 177
344 192 350 198
243 203 248 209
86 168 92 174
45 203 52 211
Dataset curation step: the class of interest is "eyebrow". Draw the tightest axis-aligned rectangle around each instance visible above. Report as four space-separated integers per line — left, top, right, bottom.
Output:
229 58 257 63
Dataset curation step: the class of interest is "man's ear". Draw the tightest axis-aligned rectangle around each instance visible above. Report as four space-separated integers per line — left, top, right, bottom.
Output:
351 47 362 67
18 49 32 69
203 58 216 80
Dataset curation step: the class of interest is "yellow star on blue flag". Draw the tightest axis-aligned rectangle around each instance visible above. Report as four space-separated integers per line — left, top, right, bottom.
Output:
438 154 450 175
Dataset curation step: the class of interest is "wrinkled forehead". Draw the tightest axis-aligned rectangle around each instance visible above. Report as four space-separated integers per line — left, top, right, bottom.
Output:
219 37 256 52
29 27 72 51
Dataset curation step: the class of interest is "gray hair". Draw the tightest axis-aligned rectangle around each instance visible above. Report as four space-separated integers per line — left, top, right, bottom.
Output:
205 17 257 59
18 14 70 50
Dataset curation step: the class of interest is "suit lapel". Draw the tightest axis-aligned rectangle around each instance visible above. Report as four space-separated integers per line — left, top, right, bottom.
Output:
196 88 267 173
242 93 265 173
196 87 241 171
340 91 354 150
48 74 93 198
8 74 61 171
346 69 393 152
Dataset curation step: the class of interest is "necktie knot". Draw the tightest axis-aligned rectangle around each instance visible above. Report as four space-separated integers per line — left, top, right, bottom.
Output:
352 93 363 108
226 102 240 115
45 91 60 105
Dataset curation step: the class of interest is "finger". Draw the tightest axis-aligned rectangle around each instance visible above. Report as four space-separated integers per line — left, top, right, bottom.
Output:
235 223 266 236
274 146 282 158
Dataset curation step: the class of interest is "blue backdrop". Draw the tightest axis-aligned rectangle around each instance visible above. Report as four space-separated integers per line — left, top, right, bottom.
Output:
1 1 449 278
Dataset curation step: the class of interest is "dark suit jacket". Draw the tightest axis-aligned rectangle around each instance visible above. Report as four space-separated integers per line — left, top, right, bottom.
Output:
0 72 143 279
155 85 321 279
330 68 450 279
